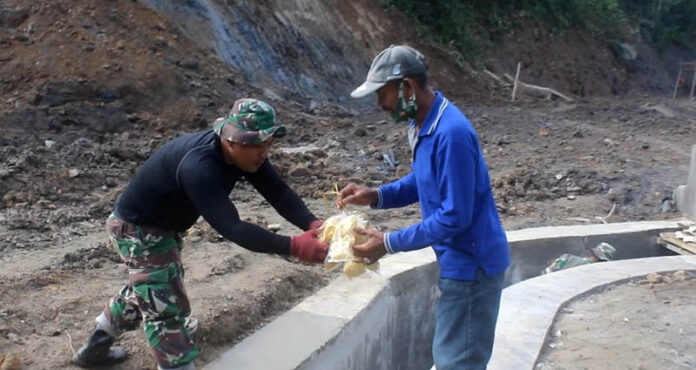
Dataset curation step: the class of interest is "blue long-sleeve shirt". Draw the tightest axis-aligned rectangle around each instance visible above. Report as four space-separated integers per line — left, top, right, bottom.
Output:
375 92 510 280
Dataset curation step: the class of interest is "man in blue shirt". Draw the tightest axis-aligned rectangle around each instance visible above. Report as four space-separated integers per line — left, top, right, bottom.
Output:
339 45 510 369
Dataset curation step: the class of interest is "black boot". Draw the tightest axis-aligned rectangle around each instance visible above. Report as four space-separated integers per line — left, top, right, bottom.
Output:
73 329 127 367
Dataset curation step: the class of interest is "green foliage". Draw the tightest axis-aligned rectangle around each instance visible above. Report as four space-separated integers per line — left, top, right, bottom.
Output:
380 0 694 64
622 0 696 49
380 0 485 65
572 0 627 38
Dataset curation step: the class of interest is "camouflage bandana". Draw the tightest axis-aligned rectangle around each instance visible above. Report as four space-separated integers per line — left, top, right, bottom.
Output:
213 98 286 145
589 242 617 261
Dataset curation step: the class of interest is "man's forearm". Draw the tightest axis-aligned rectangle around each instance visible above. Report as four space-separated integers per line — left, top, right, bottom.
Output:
215 219 292 255
270 187 316 230
376 172 419 209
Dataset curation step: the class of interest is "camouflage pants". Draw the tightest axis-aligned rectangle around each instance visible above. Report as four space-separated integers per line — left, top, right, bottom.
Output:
102 213 198 368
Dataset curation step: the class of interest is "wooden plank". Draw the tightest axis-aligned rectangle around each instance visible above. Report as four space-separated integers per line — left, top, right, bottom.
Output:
660 240 695 255
657 235 693 255
659 232 696 254
680 62 696 71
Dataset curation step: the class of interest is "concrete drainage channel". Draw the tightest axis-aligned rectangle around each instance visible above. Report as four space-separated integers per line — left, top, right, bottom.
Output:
203 220 692 370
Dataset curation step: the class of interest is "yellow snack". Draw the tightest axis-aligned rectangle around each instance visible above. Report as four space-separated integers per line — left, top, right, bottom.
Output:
330 239 352 261
319 213 378 277
343 260 366 278
318 215 341 243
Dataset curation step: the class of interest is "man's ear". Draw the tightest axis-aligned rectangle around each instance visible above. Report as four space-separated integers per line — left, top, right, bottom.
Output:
220 137 230 152
403 77 417 98
220 138 236 164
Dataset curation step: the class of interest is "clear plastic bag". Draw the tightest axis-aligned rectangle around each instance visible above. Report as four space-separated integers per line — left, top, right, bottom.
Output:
319 212 379 277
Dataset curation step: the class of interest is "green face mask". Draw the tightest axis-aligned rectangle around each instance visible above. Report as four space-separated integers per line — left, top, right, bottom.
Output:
391 81 417 123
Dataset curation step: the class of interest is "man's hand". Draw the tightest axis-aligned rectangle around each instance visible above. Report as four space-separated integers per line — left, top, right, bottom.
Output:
308 219 323 231
290 229 329 263
352 227 387 264
337 183 378 209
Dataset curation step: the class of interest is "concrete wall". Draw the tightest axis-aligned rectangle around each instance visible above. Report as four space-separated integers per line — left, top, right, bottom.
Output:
204 220 685 370
674 145 696 220
299 263 439 370
504 220 681 286
203 248 440 370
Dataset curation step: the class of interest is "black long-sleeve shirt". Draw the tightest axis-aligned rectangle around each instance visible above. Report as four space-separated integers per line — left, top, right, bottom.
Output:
114 129 316 255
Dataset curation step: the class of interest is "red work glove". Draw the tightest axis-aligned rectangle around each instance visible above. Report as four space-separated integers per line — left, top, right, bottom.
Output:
290 229 329 263
308 219 323 231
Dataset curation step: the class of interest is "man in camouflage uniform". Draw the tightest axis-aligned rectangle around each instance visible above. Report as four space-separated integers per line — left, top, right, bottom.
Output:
73 99 328 370
543 242 617 274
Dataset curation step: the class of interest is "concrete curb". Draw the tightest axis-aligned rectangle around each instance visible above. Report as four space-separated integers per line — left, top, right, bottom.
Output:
489 255 696 370
203 248 439 370
505 220 683 285
203 220 686 370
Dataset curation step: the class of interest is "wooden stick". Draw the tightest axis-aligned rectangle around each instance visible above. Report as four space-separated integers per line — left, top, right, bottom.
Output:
673 68 683 99
501 71 573 101
511 62 521 102
483 69 508 86
522 83 573 101
690 69 696 100
595 203 617 224
65 331 77 356
503 73 573 101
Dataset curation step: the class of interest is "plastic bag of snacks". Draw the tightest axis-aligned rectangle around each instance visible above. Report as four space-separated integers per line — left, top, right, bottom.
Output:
318 212 379 278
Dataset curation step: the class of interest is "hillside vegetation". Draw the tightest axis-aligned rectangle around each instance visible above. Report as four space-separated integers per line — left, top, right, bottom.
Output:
381 0 696 65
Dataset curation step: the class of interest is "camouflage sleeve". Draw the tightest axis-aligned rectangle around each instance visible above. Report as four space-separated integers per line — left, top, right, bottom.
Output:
179 158 292 255
244 159 317 231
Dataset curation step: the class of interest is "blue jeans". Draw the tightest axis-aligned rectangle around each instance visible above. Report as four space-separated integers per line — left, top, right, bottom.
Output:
432 268 505 370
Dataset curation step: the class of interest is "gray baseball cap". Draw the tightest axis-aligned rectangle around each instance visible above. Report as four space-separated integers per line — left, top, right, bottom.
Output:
351 45 427 98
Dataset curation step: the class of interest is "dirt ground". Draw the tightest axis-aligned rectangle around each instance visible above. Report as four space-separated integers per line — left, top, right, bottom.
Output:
0 196 424 370
2 0 696 369
1 97 694 370
536 271 696 370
